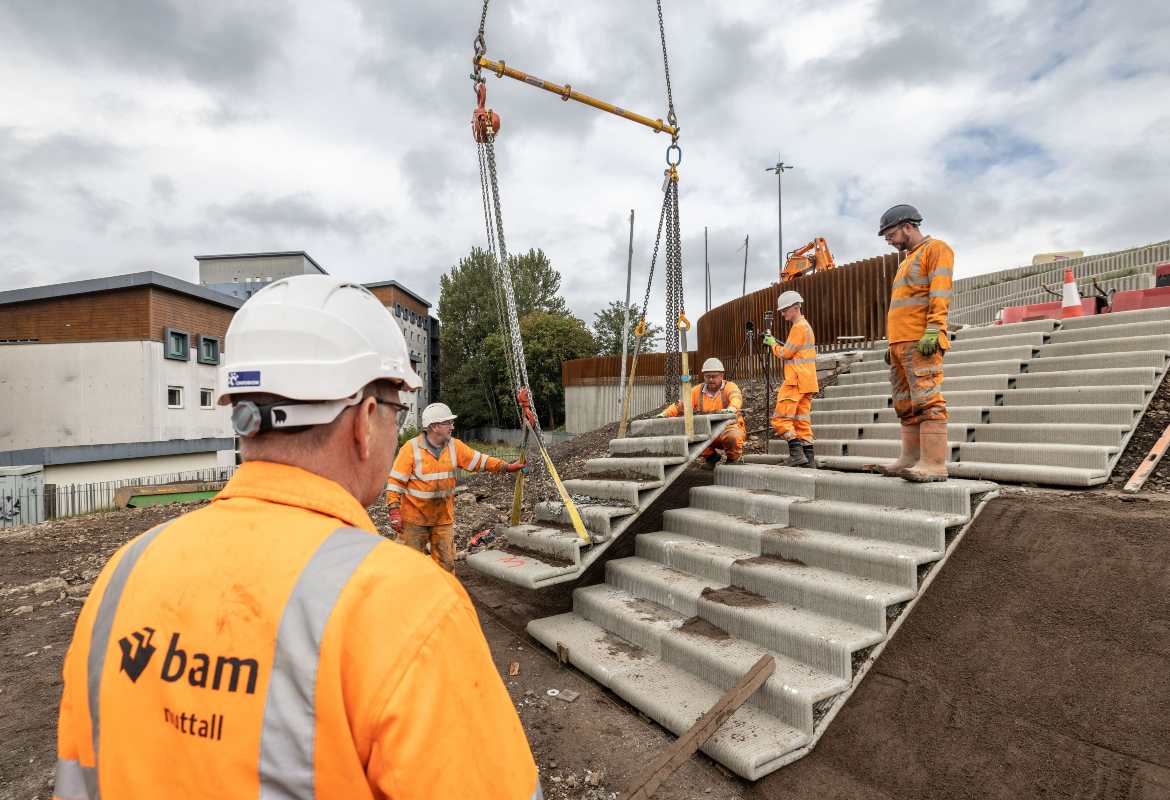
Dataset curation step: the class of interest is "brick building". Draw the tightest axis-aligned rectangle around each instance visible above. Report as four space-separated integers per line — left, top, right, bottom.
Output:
0 272 240 485
364 280 440 426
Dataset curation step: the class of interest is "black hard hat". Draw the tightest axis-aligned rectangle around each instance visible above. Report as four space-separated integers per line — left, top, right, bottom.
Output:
878 204 923 235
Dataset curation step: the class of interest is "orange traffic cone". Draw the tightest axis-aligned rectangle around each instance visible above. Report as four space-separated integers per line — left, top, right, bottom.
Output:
1060 268 1083 318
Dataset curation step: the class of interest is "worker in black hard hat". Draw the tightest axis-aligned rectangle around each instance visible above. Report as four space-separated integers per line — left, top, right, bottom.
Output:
878 204 954 482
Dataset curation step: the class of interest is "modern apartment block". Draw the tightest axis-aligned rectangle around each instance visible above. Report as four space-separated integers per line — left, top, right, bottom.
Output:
196 250 327 300
364 280 440 428
0 272 240 484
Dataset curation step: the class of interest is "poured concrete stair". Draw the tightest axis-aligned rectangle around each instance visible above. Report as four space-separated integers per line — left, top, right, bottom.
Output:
465 413 734 588
528 464 997 779
771 307 1170 487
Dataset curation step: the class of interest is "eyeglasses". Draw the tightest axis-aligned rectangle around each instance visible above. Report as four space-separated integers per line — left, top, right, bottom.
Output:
374 398 411 428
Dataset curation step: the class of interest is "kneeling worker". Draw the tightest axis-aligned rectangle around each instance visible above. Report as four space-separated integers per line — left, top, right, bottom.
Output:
386 402 525 571
764 291 818 467
659 358 746 468
53 276 540 798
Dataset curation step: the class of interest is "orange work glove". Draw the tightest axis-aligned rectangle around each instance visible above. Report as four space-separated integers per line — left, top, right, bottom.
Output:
388 507 403 533
505 461 528 474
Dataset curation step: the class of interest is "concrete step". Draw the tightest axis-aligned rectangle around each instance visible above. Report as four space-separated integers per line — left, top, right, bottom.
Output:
661 507 942 589
1012 367 1159 389
526 608 810 780
463 545 582 587
1023 350 1170 374
1058 306 1170 330
636 532 913 632
817 389 1002 412
988 404 1140 425
957 441 1115 471
837 358 1026 385
605 557 884 680
563 479 644 506
874 406 988 424
535 501 635 541
608 435 690 458
847 422 972 441
972 422 1129 447
1049 319 1170 345
945 344 1040 365
949 331 1049 352
689 485 959 550
951 319 1059 340
583 457 668 483
713 462 993 517
815 455 1107 488
629 415 715 440
1036 334 1170 358
499 523 585 562
811 409 882 425
1001 385 1148 406
823 374 1011 398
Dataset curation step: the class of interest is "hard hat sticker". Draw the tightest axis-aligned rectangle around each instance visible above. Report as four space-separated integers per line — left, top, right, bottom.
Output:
228 370 261 388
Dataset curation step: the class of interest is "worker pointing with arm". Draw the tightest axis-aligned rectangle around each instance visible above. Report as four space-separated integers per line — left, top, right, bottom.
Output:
385 402 524 572
878 203 953 482
658 358 746 468
53 276 541 800
764 291 819 467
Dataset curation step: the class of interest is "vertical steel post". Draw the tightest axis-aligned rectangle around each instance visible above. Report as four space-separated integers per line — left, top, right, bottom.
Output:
766 157 795 280
742 235 749 296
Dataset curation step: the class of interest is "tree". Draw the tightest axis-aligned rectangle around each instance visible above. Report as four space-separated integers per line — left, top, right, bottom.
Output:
484 312 596 429
437 247 574 429
592 301 663 356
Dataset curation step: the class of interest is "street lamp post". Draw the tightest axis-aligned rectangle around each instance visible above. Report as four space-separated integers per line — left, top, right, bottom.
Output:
765 156 795 280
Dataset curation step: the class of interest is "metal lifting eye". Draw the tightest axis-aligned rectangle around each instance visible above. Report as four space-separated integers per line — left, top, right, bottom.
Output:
666 143 682 167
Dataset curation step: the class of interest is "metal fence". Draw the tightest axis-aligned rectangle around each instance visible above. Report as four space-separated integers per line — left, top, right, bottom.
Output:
0 466 237 529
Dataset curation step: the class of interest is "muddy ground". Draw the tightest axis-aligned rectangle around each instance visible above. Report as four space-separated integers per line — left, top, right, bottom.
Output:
4 488 1169 800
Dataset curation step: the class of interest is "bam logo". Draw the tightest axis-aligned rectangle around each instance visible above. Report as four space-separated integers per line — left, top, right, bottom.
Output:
115 629 259 694
118 627 158 682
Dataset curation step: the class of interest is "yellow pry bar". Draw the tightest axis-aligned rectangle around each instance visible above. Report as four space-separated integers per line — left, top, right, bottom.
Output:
475 56 678 138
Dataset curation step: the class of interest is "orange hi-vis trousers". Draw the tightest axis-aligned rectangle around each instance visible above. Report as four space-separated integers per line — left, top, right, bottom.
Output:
701 427 746 460
772 385 814 441
401 522 456 573
889 341 949 423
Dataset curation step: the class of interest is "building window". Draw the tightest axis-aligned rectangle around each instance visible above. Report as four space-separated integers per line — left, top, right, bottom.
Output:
197 335 221 365
167 386 184 408
200 388 214 409
164 328 190 361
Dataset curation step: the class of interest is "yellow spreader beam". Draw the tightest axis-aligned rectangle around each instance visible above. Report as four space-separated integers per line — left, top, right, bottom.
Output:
475 56 679 138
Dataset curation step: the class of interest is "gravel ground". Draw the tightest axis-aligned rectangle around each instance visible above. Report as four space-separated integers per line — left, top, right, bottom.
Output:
1107 367 1170 491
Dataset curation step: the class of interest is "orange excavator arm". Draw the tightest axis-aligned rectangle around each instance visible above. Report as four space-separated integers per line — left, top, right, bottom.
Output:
782 237 838 281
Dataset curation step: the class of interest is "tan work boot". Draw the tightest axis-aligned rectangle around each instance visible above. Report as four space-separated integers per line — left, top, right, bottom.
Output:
902 419 949 482
876 423 920 476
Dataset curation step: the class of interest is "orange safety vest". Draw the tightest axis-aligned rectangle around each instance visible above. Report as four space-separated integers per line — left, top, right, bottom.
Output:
887 236 955 345
664 380 746 432
386 435 505 526
771 314 819 394
53 461 539 800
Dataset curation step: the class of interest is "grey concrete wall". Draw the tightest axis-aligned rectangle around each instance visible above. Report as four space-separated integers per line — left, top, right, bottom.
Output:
566 379 668 435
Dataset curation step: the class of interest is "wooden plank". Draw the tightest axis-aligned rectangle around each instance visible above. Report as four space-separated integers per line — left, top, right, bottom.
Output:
1123 422 1170 493
624 655 775 800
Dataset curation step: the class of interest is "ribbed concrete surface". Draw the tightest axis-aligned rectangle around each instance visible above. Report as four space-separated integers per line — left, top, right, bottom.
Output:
526 465 996 779
806 310 1169 487
466 413 735 588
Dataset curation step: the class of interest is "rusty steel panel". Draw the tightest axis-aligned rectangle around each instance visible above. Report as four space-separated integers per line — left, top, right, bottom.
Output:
563 351 697 388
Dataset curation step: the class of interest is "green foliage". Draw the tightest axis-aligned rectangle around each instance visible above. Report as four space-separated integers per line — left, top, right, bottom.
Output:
484 312 596 429
437 247 576 428
591 300 663 355
397 425 419 447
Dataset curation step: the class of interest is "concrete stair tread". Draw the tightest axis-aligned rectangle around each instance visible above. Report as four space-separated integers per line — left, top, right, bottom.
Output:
1000 385 1149 405
1049 319 1170 344
527 610 808 780
814 455 1107 487
583 457 669 482
1012 366 1159 389
988 404 1141 425
951 319 1059 339
1036 334 1170 357
1057 306 1170 330
1022 350 1170 373
465 547 581 586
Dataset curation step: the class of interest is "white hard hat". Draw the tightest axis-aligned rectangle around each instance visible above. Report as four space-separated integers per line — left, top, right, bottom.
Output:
421 402 457 428
701 357 725 373
778 290 803 310
216 275 421 434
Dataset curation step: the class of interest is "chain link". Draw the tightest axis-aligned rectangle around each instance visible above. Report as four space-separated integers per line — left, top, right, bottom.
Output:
655 0 678 132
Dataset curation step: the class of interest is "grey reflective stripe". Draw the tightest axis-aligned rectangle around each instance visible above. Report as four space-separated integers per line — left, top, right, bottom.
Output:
531 781 544 800
789 357 817 364
892 273 930 289
384 485 404 495
934 265 954 275
929 289 952 298
54 758 97 800
893 390 912 401
447 439 457 469
86 521 172 786
388 470 409 482
793 414 811 420
411 436 456 480
890 297 929 308
406 487 455 500
467 451 482 470
259 527 380 800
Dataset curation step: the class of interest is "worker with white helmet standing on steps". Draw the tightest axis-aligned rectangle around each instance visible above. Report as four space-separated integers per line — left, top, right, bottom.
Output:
764 290 819 467
878 203 953 482
658 357 746 468
386 402 525 572
52 275 542 799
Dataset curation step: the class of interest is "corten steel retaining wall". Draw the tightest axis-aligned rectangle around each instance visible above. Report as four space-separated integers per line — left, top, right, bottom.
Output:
697 254 899 381
562 353 697 434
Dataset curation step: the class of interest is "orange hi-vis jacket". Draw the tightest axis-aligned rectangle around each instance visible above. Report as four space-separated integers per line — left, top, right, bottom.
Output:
53 461 540 800
771 314 819 394
887 236 955 346
664 380 746 434
386 435 506 526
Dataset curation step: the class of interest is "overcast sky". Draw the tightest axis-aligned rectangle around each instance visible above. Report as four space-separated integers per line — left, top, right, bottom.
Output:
2 0 1168 328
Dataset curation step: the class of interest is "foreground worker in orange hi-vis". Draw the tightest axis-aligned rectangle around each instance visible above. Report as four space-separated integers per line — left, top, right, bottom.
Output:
658 357 746 468
52 276 542 800
386 401 524 572
764 290 819 468
878 203 954 482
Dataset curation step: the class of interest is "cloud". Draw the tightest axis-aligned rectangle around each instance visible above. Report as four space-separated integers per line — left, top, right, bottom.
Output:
208 193 388 241
150 175 177 206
